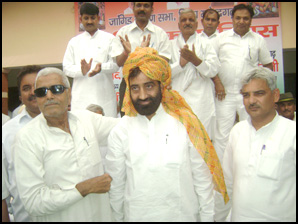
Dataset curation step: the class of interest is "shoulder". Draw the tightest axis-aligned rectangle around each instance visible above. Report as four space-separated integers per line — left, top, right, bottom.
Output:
97 30 115 39
229 120 249 138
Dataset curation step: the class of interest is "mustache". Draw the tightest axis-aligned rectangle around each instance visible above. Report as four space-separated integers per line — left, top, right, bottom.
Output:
44 100 59 106
28 95 36 101
138 11 146 15
183 24 193 29
248 103 260 109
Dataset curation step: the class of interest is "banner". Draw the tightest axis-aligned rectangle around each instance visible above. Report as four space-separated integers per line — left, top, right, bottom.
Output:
75 2 284 101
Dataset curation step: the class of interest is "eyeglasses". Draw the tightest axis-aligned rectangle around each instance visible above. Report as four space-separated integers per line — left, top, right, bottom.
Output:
34 85 68 98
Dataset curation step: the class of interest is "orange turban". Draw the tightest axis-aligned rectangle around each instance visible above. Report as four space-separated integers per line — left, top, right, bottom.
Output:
122 47 229 204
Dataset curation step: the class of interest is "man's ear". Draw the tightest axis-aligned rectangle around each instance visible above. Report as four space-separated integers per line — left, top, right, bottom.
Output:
273 88 280 103
19 95 23 104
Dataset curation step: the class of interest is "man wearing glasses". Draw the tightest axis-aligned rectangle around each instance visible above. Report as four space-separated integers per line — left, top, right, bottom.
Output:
13 67 119 222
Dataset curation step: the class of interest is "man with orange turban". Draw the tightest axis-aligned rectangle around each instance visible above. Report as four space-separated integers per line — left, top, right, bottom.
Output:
106 47 228 222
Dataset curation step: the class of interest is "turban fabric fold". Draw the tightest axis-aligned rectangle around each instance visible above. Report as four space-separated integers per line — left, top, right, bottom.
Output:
122 47 229 204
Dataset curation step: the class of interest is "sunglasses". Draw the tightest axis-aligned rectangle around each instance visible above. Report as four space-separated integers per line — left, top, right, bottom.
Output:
34 85 68 98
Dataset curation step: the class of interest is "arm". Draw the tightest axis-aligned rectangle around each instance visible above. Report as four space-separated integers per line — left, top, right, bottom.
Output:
189 139 214 222
105 127 127 221
63 40 86 78
2 150 10 222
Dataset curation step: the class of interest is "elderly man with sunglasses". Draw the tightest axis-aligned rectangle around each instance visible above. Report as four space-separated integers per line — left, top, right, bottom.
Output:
13 67 119 222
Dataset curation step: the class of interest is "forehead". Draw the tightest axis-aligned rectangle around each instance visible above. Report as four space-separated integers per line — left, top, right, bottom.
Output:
81 14 98 18
36 73 64 87
204 11 218 20
20 73 37 86
134 2 152 7
180 12 196 20
129 72 156 85
233 9 251 18
242 78 269 91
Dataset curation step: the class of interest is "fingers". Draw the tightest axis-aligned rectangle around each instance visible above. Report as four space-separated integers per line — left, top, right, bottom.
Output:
125 34 129 42
216 92 226 101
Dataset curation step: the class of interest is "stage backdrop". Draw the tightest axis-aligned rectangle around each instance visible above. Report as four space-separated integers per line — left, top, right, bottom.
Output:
74 2 284 102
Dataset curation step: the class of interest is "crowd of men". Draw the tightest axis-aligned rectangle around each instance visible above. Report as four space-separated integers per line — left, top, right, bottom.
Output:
2 2 296 222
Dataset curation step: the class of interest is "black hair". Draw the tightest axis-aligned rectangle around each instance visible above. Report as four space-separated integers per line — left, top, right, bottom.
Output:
232 4 254 18
202 8 220 20
17 65 43 95
80 3 99 16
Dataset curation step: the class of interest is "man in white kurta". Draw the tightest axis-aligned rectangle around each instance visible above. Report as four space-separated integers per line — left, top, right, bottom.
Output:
107 105 214 222
215 67 296 222
2 65 42 222
170 9 219 140
13 67 119 222
63 3 119 117
212 4 273 162
106 47 230 222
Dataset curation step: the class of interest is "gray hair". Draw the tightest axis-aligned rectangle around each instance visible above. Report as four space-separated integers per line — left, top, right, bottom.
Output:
86 104 105 116
241 67 277 91
35 67 70 88
179 9 197 22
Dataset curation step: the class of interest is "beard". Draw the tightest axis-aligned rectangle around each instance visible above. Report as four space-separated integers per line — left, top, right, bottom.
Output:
131 87 162 116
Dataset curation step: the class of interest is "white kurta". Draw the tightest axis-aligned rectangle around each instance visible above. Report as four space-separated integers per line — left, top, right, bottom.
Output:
63 30 119 117
212 28 273 162
215 114 296 222
170 33 220 140
13 110 119 222
2 109 33 222
106 105 214 222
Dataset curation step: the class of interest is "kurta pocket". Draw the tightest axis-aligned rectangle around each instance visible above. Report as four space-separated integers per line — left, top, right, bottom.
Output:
257 152 282 181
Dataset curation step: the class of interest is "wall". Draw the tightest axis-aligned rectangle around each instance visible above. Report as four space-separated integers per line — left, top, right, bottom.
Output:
2 2 296 68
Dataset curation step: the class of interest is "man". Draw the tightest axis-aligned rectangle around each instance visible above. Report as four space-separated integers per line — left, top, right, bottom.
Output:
170 9 219 140
2 65 43 222
63 3 119 117
111 2 171 116
199 8 225 103
212 4 273 162
13 67 119 222
106 47 229 222
276 92 296 121
215 67 296 221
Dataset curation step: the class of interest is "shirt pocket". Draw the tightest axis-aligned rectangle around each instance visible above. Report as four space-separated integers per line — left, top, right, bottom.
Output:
257 151 283 181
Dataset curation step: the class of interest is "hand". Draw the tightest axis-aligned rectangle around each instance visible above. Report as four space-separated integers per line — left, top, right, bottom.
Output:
180 44 202 66
76 173 112 197
212 76 226 101
140 34 151 48
89 63 102 77
81 58 93 76
119 35 131 54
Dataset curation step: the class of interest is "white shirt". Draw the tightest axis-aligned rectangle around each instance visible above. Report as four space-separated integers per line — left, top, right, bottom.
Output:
2 150 9 200
215 114 296 222
213 29 273 94
2 109 34 222
198 30 219 45
293 111 296 121
170 33 219 139
63 30 119 116
2 113 10 125
13 110 119 222
106 105 214 222
111 21 171 60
